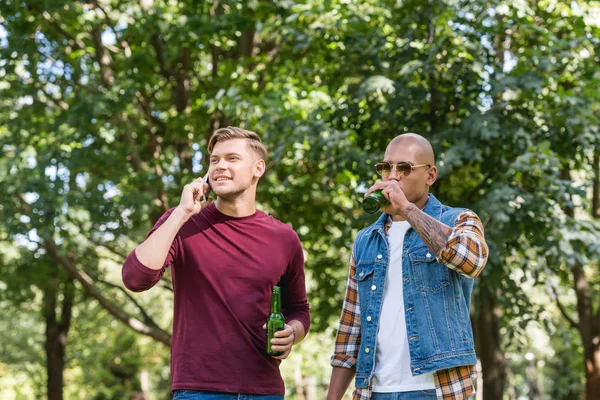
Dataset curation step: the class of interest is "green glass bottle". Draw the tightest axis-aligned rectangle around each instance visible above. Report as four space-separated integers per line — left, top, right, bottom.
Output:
362 189 389 214
266 286 285 357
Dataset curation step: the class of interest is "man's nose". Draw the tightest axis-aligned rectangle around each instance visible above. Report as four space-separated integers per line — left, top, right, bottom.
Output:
215 159 228 169
387 165 403 180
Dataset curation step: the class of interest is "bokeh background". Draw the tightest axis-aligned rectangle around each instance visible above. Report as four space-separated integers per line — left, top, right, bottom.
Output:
0 1 599 399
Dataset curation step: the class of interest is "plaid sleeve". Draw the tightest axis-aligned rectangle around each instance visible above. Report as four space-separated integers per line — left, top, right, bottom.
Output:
438 211 488 278
330 254 362 368
434 365 477 400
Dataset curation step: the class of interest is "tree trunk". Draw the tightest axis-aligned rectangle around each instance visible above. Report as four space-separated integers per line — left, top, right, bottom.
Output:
592 146 599 218
561 167 600 400
474 282 505 400
44 286 64 400
43 277 74 400
294 363 305 400
588 145 600 398
304 376 317 400
573 263 600 400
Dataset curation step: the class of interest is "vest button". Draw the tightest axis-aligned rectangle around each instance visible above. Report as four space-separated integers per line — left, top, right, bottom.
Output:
367 316 372 322
377 254 383 259
371 285 376 291
365 347 370 353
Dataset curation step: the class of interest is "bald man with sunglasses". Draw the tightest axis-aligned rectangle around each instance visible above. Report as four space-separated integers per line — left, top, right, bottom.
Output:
328 133 489 400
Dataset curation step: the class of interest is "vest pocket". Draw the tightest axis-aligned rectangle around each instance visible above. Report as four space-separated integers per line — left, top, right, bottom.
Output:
410 248 450 292
352 262 375 281
352 262 376 311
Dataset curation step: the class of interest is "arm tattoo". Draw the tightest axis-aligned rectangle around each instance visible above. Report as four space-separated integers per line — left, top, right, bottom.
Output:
404 204 453 255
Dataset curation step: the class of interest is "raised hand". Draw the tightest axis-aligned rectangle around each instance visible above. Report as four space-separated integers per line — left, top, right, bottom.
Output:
178 176 212 217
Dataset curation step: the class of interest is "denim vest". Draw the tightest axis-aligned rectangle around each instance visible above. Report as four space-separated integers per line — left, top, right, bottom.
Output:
353 194 477 389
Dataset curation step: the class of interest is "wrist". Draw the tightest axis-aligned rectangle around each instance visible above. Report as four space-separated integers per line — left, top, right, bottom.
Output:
400 201 416 216
292 325 297 344
173 206 194 224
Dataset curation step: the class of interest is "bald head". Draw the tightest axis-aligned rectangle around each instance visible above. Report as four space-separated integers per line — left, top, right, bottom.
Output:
386 133 435 166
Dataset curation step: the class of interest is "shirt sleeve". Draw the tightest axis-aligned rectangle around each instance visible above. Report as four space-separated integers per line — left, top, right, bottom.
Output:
122 208 178 292
434 365 477 399
437 211 488 278
330 254 362 369
280 237 311 335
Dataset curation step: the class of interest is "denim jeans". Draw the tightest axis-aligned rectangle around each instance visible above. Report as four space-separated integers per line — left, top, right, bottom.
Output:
371 389 437 399
172 390 284 400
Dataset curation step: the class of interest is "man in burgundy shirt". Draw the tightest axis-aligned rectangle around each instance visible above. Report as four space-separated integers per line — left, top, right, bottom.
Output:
122 127 310 400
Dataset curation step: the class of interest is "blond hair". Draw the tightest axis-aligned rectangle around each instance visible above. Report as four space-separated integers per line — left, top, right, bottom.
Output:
207 126 268 161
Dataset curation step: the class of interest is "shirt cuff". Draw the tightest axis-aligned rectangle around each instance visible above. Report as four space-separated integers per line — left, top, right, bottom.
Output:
436 226 460 261
330 354 357 369
129 249 164 275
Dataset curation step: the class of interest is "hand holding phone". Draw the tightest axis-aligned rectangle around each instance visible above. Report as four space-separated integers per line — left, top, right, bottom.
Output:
178 173 212 217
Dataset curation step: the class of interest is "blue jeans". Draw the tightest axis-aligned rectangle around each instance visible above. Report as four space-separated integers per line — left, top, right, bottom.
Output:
371 389 437 399
172 390 284 400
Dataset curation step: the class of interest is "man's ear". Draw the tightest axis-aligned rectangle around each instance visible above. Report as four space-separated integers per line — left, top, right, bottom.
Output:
426 165 437 187
254 159 266 178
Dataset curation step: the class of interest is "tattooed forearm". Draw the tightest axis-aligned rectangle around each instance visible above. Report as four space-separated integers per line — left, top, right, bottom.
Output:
404 204 453 255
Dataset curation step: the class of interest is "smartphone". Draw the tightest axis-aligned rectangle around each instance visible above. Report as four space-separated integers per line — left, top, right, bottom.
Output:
202 172 212 201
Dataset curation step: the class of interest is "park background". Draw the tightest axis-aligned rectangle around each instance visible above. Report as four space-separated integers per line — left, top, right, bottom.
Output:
0 0 599 399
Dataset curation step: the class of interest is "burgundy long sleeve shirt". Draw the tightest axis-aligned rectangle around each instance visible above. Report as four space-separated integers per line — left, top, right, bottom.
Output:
122 203 310 395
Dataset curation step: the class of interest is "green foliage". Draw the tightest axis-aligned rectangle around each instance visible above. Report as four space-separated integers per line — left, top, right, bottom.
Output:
0 0 599 398
0 301 46 399
66 303 145 400
543 323 585 400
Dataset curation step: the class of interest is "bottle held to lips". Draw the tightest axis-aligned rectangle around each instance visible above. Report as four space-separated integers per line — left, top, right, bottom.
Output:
266 286 285 356
362 189 389 214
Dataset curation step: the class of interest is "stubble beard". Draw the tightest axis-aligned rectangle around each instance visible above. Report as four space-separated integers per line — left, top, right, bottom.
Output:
215 186 247 201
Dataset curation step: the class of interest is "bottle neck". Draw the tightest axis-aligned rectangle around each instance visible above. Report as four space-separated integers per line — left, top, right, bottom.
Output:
271 291 281 313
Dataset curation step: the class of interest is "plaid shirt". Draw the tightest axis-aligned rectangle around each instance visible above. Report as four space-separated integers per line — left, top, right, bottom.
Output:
331 211 488 400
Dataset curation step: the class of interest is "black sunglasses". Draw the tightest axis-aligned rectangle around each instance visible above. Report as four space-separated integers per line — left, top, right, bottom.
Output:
375 161 431 177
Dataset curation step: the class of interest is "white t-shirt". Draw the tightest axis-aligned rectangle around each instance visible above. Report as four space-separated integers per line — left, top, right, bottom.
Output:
372 220 436 392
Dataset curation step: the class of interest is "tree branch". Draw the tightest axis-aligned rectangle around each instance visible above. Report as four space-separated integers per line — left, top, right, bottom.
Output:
44 238 172 345
93 276 162 329
150 33 172 80
174 46 193 173
134 90 167 132
86 235 128 260
120 127 144 173
87 0 133 58
550 284 579 330
59 277 75 337
91 24 114 86
39 10 85 50
60 213 173 292
60 212 129 261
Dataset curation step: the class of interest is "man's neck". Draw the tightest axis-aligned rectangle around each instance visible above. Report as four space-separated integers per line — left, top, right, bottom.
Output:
215 195 256 218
